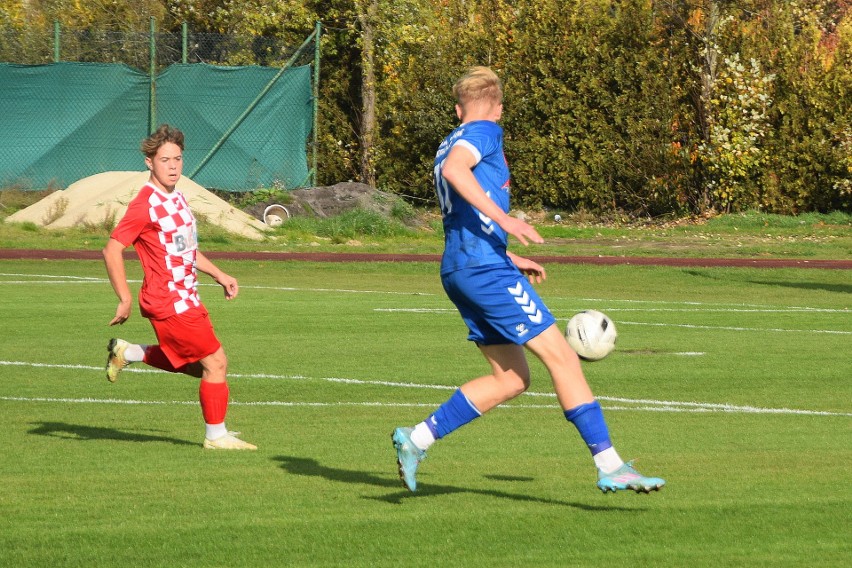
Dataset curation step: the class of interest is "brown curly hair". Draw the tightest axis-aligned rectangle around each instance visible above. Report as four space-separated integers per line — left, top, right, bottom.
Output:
140 124 185 158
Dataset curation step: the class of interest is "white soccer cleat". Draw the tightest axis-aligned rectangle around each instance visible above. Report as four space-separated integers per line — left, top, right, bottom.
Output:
203 432 257 450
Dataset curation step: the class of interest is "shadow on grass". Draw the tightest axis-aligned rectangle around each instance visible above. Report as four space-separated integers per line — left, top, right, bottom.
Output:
684 269 852 294
745 280 852 294
272 455 638 510
28 421 196 446
484 474 535 482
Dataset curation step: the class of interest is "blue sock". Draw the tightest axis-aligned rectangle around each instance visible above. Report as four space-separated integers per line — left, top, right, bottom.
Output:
426 389 482 439
564 400 612 456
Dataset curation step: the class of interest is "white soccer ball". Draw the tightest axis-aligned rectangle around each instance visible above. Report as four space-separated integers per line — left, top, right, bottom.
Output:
266 214 283 227
565 310 617 361
554 214 562 222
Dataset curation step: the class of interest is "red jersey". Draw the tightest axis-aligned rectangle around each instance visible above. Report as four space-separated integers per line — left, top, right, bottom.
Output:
111 182 206 320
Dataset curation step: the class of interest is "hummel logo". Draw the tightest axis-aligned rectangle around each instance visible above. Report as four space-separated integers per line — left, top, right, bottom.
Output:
478 210 494 235
507 281 543 324
516 323 529 337
479 192 496 235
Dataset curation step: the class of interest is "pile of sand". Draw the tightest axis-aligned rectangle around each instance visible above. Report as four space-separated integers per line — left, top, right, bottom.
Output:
6 171 269 240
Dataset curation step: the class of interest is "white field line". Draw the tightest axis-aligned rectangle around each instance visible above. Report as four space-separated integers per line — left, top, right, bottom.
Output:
0 273 104 281
1 273 848 412
378 307 850 314
0 274 433 296
0 360 849 417
2 272 847 311
617 320 852 335
571 297 847 312
376 309 850 335
373 308 852 335
2 273 846 317
246 285 434 295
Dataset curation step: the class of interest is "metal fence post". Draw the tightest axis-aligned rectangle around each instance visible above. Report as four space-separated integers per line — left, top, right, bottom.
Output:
149 17 156 134
53 21 59 62
312 21 321 186
187 28 320 182
182 22 187 64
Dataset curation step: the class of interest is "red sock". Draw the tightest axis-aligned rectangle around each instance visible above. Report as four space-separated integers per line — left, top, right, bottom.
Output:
199 380 229 425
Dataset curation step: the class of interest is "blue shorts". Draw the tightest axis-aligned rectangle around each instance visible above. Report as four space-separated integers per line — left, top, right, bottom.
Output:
442 263 556 345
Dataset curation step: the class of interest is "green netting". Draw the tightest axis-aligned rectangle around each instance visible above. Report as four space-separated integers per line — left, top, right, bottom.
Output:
0 63 148 188
0 61 312 191
157 63 312 191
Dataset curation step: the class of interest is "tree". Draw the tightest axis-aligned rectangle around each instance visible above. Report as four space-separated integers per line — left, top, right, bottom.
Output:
2 0 849 212
356 0 377 186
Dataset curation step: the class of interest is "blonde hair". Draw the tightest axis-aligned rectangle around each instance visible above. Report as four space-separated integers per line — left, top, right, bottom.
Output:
141 124 185 158
452 66 503 108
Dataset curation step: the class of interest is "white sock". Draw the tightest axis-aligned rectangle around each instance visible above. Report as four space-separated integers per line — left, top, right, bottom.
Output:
124 344 146 363
205 422 227 440
593 447 625 474
409 422 436 451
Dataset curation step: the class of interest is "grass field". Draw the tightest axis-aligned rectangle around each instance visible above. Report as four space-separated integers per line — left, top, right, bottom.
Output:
0 257 850 567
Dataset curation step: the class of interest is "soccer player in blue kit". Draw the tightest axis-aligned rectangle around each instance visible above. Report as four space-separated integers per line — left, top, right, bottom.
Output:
392 66 665 494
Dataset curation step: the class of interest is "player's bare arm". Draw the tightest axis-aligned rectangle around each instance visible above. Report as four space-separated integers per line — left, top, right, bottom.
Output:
102 237 133 325
507 251 546 284
196 251 239 300
441 145 543 247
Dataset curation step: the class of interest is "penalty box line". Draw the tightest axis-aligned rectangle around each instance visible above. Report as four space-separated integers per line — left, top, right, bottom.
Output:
0 360 850 417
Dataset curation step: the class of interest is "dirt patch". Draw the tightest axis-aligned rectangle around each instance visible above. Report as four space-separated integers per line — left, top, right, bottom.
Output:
4 176 408 238
5 171 269 240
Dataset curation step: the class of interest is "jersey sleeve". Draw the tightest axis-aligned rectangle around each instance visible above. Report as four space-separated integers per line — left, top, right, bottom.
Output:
111 188 152 246
456 123 501 166
453 138 483 165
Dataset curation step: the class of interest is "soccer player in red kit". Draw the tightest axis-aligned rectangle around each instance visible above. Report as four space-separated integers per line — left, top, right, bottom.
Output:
102 124 256 450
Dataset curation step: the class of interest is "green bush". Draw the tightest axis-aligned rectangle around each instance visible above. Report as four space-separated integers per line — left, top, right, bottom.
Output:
2 1 851 216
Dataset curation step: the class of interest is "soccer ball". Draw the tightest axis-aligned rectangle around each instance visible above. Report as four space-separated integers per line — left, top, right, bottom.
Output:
565 310 617 361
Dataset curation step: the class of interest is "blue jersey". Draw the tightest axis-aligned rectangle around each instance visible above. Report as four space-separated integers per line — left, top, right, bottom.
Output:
434 120 511 275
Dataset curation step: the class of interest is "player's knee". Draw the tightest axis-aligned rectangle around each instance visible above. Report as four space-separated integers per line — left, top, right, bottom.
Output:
202 350 228 378
501 373 529 398
212 356 228 376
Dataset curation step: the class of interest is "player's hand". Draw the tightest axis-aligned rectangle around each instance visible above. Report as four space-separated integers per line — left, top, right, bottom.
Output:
509 253 547 284
218 274 239 300
109 300 132 326
501 216 544 247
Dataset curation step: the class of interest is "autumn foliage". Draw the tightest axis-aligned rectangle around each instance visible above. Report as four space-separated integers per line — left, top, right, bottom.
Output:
2 0 850 215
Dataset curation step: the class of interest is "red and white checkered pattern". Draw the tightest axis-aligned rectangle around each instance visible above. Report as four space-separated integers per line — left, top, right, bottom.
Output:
145 188 200 315
112 183 205 319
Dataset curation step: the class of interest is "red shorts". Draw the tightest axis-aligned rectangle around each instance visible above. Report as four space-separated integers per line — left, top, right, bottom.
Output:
149 308 221 368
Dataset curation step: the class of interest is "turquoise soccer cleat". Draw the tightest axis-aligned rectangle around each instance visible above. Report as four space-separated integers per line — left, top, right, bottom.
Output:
597 461 665 494
392 427 426 492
